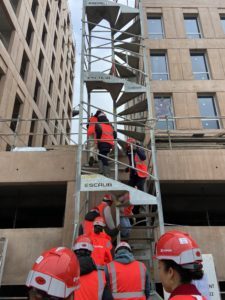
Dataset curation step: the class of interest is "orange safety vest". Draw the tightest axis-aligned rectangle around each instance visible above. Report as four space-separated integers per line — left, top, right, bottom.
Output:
87 116 98 137
120 205 134 217
96 202 108 219
82 220 94 235
74 269 106 300
99 123 114 146
107 260 146 300
134 153 148 178
171 296 206 300
90 231 112 267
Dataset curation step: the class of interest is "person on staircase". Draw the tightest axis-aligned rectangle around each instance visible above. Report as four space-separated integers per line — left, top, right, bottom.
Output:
105 241 151 300
116 191 134 239
73 235 113 300
87 112 99 167
154 230 206 300
96 193 120 238
89 216 113 268
95 111 117 177
125 138 148 192
26 247 80 300
79 206 100 236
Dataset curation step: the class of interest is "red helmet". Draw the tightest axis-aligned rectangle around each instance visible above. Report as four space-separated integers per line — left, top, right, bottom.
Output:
93 216 106 227
155 230 202 266
26 247 80 298
115 241 132 253
103 194 113 202
72 235 93 252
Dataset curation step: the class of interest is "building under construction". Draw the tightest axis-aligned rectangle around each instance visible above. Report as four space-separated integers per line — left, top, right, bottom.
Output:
1 0 225 299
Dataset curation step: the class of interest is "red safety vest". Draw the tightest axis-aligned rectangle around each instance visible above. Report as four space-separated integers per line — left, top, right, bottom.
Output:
107 260 146 300
99 123 114 145
87 116 98 137
74 269 106 300
90 231 112 267
82 220 94 235
171 296 206 300
134 153 148 178
120 205 134 217
96 202 108 219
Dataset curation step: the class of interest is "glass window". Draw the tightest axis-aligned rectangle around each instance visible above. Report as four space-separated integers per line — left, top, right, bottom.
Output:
147 16 164 39
198 96 220 129
151 53 169 80
184 16 202 39
154 96 174 129
10 95 23 131
191 53 210 80
220 16 225 33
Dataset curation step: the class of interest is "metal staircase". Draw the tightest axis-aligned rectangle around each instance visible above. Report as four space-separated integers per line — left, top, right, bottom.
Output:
74 0 164 298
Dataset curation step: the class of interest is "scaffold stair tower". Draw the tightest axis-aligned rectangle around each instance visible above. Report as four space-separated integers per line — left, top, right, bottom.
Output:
75 0 164 298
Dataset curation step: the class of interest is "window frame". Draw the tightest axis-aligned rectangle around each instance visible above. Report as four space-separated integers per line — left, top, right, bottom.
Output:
190 51 210 80
184 14 202 39
154 95 175 130
147 14 165 39
150 52 169 80
198 95 221 129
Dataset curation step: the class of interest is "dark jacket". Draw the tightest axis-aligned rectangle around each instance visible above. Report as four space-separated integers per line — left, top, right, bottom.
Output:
105 249 151 298
127 146 146 177
77 255 113 300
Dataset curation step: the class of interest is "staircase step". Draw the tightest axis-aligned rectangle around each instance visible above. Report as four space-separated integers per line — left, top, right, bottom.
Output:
115 5 139 30
116 19 141 41
118 99 147 115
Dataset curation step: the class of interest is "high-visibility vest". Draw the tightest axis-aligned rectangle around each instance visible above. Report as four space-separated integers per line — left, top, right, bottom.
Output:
120 205 134 217
82 220 94 235
96 202 108 219
99 123 114 145
134 153 148 178
74 269 106 300
171 296 206 300
87 116 98 137
90 232 112 267
107 260 146 300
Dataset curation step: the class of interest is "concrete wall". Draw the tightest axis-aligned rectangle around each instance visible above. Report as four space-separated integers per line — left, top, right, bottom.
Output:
0 228 62 285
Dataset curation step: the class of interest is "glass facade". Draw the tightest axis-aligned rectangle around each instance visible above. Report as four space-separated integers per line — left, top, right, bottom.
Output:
191 53 210 80
198 96 220 129
184 16 202 39
151 53 169 80
147 16 164 39
154 96 175 129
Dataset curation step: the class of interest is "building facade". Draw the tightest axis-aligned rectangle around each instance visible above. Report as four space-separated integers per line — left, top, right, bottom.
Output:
0 0 75 150
142 0 225 295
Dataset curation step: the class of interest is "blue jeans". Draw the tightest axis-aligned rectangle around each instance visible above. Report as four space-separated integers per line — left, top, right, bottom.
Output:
120 216 131 238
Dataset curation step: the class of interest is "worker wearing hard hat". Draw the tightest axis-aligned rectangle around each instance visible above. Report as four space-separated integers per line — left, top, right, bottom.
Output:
87 112 99 167
89 216 113 268
126 137 148 192
106 241 151 300
96 193 120 238
26 247 80 299
154 230 206 300
95 111 117 177
73 235 113 300
79 206 100 236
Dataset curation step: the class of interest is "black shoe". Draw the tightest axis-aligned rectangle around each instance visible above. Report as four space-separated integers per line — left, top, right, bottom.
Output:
89 156 94 167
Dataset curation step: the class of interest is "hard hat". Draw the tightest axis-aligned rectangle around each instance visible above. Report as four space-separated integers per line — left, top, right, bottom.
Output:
154 230 202 266
72 235 93 252
26 247 80 298
115 241 132 253
126 138 136 149
93 216 106 227
103 194 113 202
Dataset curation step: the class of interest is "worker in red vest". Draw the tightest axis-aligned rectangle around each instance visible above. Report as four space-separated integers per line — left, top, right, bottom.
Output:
89 216 113 268
106 242 151 300
116 192 134 239
95 111 117 176
73 235 113 300
87 112 98 166
26 247 80 299
79 207 100 236
126 138 148 192
154 230 206 300
96 194 120 238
